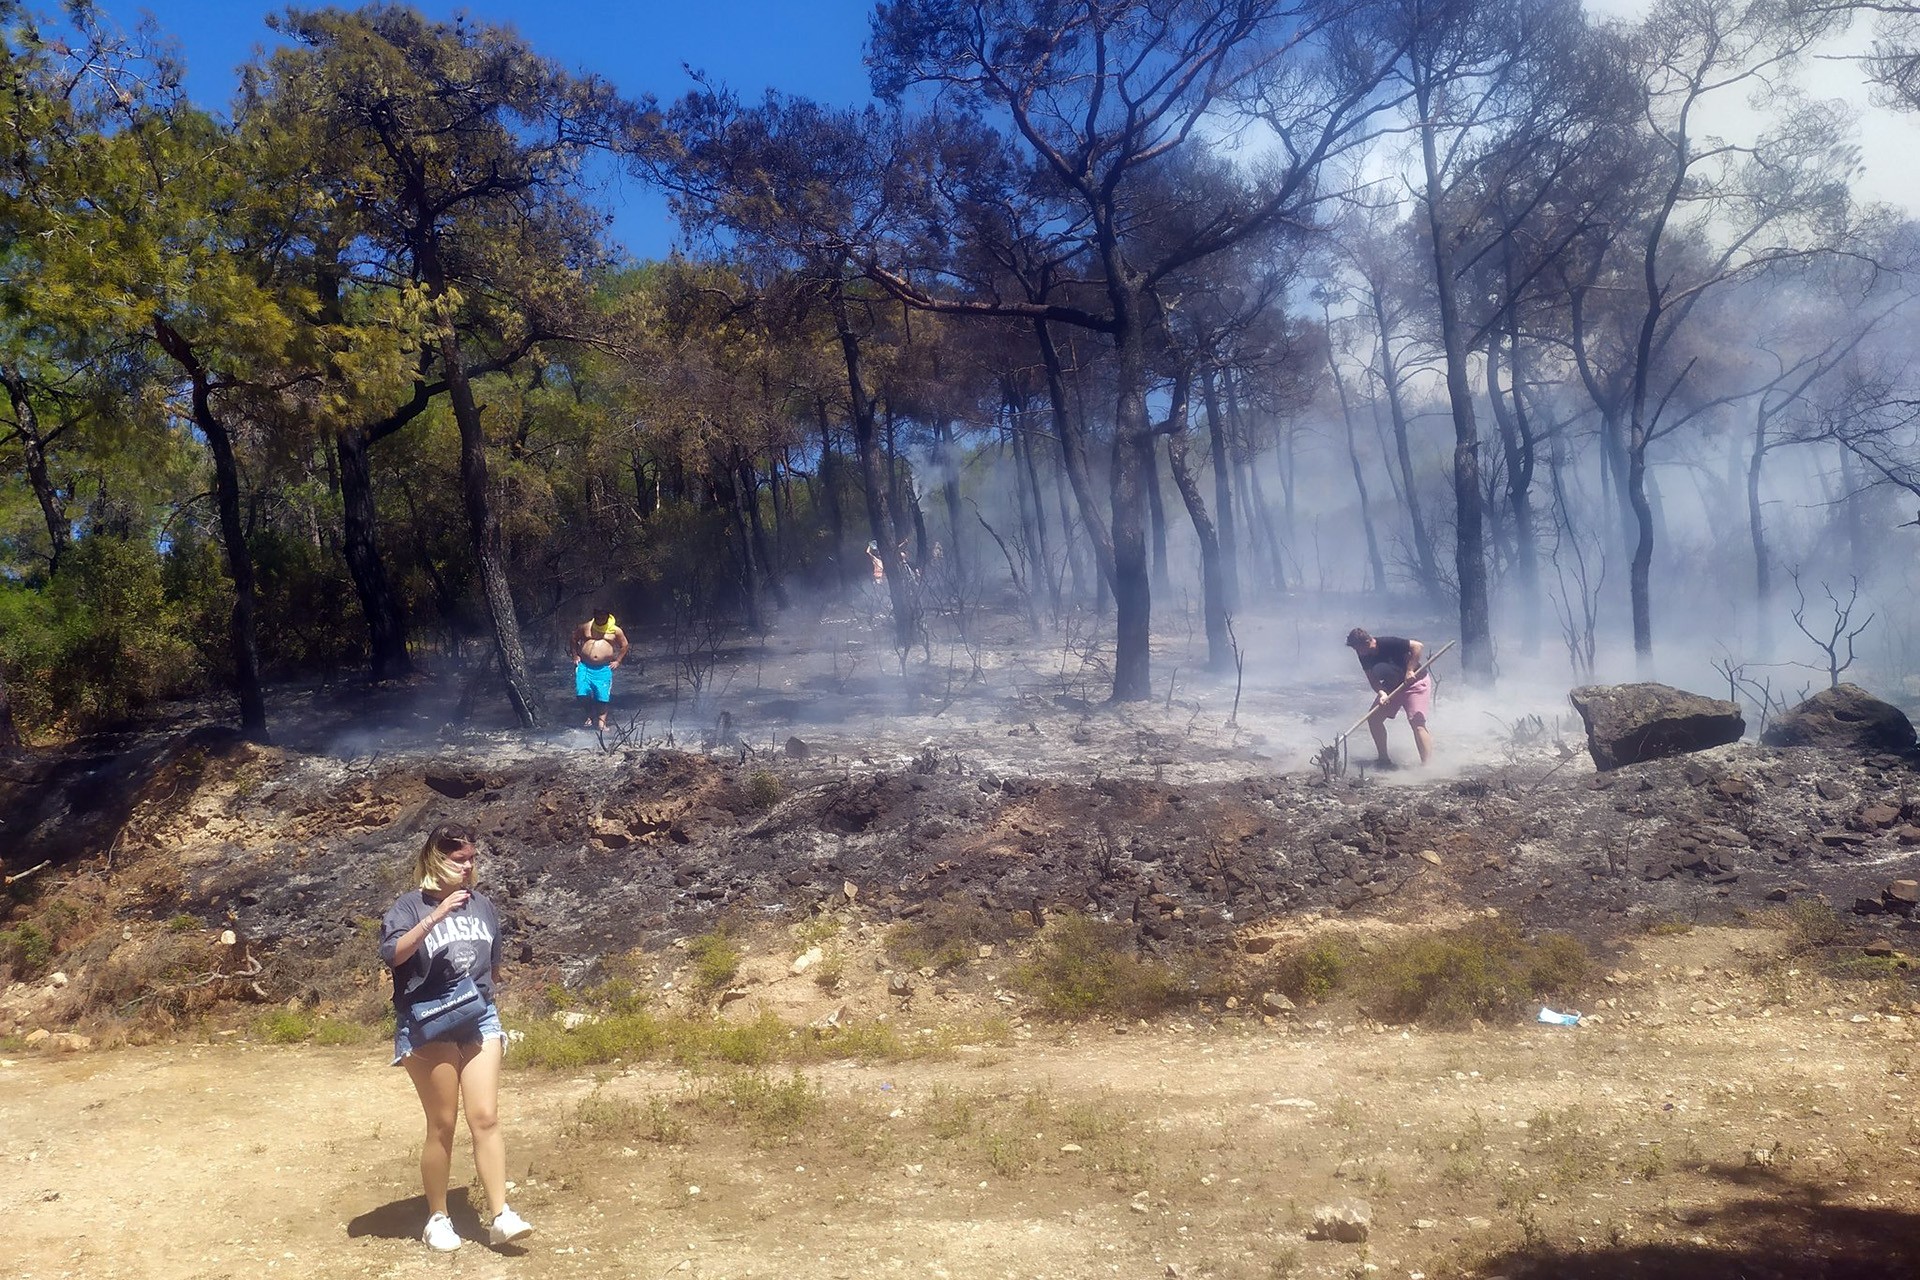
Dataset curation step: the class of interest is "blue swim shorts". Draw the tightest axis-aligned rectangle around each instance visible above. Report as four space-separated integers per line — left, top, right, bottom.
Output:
574 661 612 702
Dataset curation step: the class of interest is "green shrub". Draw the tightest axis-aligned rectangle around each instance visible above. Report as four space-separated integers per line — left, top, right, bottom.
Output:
512 1012 667 1070
886 895 1026 973
1362 919 1589 1028
685 930 742 995
167 914 201 933
565 1091 690 1145
1784 898 1849 951
1271 935 1358 1002
1011 914 1183 1019
254 1007 317 1044
697 1069 823 1142
0 922 53 980
742 770 784 811
0 531 208 735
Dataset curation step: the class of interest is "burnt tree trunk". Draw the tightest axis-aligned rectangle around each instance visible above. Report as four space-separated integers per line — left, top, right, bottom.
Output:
0 369 71 576
1747 413 1774 656
438 330 543 727
830 283 917 658
1486 334 1541 659
1372 288 1443 599
1246 463 1287 593
1200 367 1239 611
1146 434 1170 595
0 667 22 753
1010 393 1059 616
1035 320 1116 591
336 426 413 680
1107 305 1154 702
200 406 268 739
768 450 789 582
152 320 268 743
1418 91 1493 683
726 453 764 630
1161 370 1231 672
935 418 966 582
1326 343 1388 592
816 400 848 593
740 454 787 612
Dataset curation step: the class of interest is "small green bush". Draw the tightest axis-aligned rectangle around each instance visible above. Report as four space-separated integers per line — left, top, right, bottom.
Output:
1362 919 1589 1028
685 930 742 995
1271 935 1358 1002
1784 898 1849 951
565 1091 689 1146
698 1069 823 1142
512 1012 667 1070
0 922 53 980
1011 914 1183 1019
166 914 201 933
886 895 1026 973
742 770 784 811
254 1007 316 1044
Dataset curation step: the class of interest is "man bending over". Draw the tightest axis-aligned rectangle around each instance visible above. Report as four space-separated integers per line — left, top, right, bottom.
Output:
1344 627 1432 769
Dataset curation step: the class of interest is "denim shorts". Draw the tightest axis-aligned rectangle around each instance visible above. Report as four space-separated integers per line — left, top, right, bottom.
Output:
391 1001 504 1066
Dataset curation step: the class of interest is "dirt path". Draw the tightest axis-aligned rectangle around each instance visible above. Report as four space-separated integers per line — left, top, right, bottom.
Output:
11 932 1920 1280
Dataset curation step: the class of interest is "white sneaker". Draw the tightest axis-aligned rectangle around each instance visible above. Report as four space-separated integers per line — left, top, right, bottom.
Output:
422 1212 461 1251
489 1205 533 1246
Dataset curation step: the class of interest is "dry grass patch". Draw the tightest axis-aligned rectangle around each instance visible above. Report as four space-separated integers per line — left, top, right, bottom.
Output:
885 895 1029 973
1361 918 1589 1027
1011 913 1189 1019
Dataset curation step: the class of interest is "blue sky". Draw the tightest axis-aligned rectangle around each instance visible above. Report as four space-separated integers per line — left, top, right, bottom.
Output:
125 1 881 260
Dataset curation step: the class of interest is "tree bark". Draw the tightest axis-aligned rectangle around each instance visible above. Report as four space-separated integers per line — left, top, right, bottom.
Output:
1146 432 1170 595
1486 335 1541 659
1010 393 1060 616
152 321 268 743
1627 431 1655 663
1107 306 1154 702
1748 409 1773 656
1035 319 1116 590
726 452 764 630
1370 286 1442 598
1326 342 1388 592
444 337 542 725
0 370 71 576
816 399 848 593
0 667 20 754
1246 463 1287 593
335 427 413 679
1162 370 1231 672
830 282 917 658
1199 367 1240 612
743 455 787 610
935 419 965 583
1418 90 1494 684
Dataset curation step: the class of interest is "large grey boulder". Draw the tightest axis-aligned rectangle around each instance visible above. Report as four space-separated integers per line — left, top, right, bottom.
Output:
1569 683 1745 771
1760 684 1917 752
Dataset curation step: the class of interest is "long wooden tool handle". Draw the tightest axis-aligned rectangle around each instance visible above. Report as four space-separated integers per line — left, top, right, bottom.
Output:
1334 639 1458 746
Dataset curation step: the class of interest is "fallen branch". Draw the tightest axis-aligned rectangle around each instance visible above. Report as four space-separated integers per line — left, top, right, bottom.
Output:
4 859 50 886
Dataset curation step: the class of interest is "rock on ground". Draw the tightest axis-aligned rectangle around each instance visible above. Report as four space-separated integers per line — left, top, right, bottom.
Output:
1569 683 1745 771
1760 684 1917 753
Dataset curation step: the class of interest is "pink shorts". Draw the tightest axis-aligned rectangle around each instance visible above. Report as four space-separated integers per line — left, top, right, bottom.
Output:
1376 675 1431 726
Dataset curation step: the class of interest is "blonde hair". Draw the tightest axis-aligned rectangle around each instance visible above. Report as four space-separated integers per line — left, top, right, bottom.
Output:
415 822 478 893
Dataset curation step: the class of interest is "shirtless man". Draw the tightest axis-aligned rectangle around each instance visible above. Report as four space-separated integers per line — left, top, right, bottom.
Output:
570 609 629 730
1345 627 1432 768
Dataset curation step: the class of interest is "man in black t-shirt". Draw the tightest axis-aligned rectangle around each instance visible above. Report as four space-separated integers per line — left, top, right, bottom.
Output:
1345 627 1433 768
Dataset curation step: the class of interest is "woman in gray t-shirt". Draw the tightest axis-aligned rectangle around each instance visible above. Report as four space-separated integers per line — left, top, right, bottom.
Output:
378 822 533 1252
